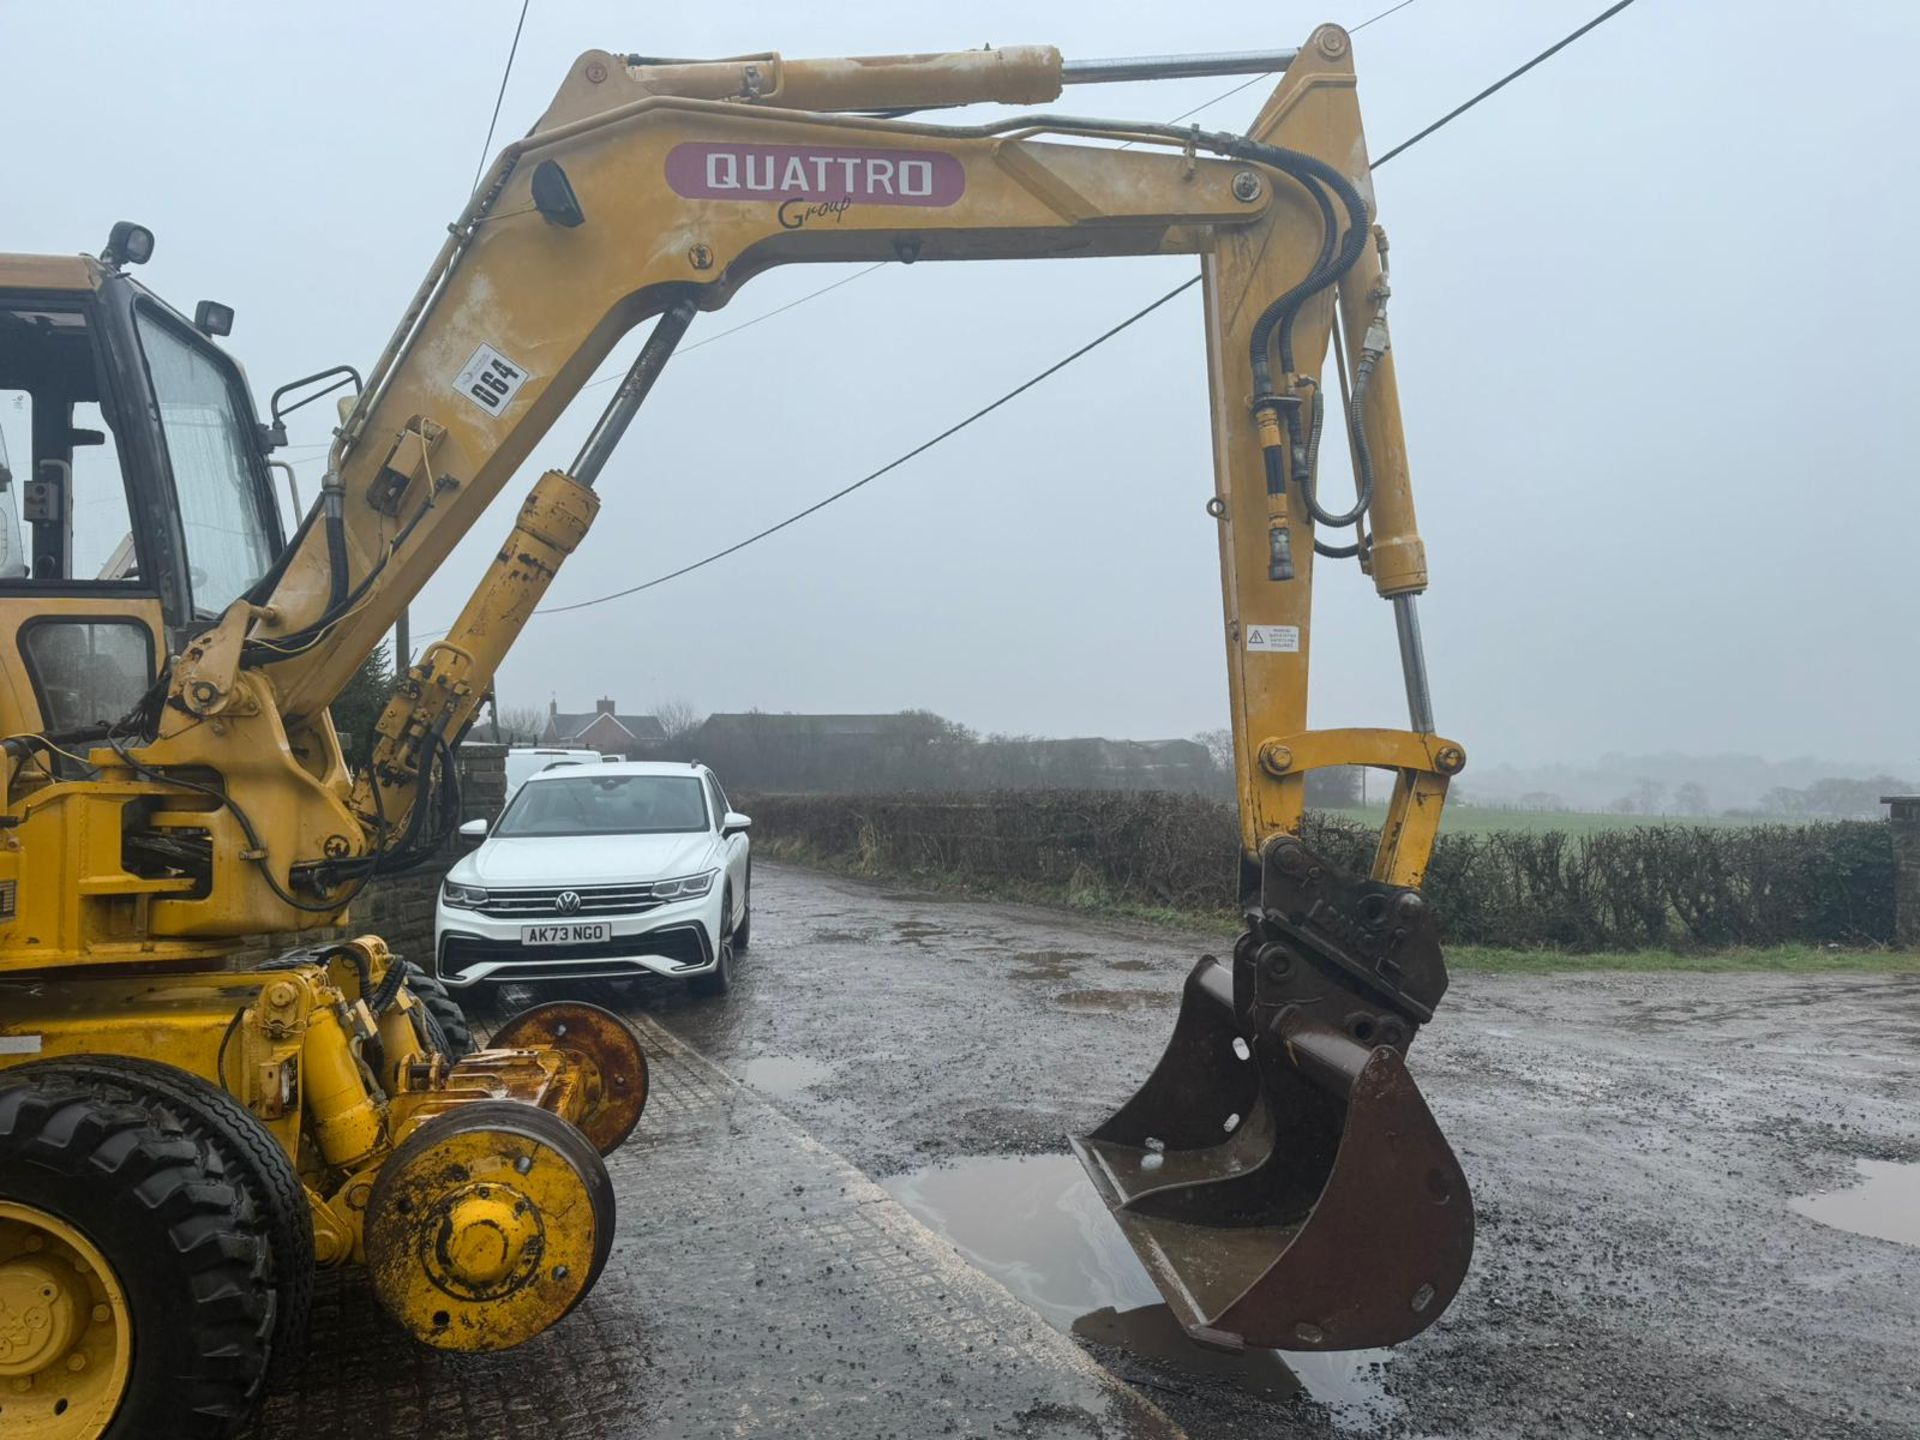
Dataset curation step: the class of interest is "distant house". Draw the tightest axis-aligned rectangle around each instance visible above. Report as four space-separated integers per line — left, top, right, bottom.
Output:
540 698 666 757
688 711 961 791
1020 736 1215 790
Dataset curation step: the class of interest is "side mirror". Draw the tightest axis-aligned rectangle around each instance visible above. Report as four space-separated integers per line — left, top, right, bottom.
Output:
458 817 490 846
722 811 752 837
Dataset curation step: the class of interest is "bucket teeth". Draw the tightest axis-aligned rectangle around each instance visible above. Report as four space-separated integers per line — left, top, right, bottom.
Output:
1072 838 1474 1351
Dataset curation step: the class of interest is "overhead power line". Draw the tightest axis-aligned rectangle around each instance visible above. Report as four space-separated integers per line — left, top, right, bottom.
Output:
1371 0 1637 168
473 0 533 192
538 279 1201 615
578 263 889 393
1150 0 1425 132
420 0 1638 635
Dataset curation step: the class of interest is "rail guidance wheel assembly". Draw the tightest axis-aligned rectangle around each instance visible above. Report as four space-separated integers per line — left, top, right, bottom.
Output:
364 1100 615 1351
488 1001 649 1155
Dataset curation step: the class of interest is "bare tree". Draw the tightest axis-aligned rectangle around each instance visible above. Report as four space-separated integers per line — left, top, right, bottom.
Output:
494 704 546 744
1674 781 1709 817
1192 728 1234 771
653 698 704 742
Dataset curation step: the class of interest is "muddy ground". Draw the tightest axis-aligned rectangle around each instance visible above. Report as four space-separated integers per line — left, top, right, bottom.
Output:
624 862 1920 1439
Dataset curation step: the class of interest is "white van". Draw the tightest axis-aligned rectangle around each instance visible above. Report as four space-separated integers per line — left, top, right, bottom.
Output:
502 746 604 800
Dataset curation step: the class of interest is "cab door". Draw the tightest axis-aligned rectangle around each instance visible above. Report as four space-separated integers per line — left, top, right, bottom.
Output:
0 278 168 745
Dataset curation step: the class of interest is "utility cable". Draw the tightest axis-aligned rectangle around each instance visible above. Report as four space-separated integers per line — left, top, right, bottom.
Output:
473 0 533 192
1371 0 1637 167
578 263 890 393
1143 0 1425 135
536 280 1201 614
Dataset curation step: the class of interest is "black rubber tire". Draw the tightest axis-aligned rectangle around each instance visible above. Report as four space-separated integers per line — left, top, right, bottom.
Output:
458 979 503 1016
0 1071 276 1439
733 866 752 951
689 888 735 998
402 960 473 1060
16 1056 314 1387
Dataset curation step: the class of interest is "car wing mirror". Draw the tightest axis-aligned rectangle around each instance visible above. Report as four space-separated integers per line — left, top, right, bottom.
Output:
722 811 752 837
458 817 489 845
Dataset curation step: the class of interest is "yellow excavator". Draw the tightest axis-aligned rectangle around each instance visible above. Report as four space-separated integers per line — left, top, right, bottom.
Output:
0 25 1471 1437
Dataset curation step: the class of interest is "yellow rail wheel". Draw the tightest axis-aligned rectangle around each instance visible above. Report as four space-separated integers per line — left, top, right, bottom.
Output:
365 1100 613 1351
489 1001 649 1154
0 1075 274 1440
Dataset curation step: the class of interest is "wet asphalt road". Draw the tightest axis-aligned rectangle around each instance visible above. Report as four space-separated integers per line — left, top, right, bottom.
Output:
629 862 1920 1439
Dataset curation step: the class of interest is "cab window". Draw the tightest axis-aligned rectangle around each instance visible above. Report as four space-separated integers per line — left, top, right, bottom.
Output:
134 309 273 615
0 307 138 585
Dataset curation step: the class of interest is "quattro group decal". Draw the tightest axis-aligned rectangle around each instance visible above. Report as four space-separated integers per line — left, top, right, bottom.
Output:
666 143 966 208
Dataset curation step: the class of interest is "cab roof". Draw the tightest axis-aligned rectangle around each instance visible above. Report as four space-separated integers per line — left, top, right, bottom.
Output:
0 254 99 292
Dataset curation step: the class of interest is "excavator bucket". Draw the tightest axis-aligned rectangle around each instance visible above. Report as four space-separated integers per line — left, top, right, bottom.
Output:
1071 835 1473 1352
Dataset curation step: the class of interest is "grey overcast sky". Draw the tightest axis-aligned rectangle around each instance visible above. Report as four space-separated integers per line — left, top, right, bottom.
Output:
4 1 1914 769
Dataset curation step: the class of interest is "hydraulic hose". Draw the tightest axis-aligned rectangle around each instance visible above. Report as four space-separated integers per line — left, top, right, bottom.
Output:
1300 384 1374 532
1271 176 1338 377
1225 140 1372 395
1204 134 1372 580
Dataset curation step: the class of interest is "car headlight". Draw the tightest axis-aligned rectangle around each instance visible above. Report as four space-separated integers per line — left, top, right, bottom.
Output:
651 870 717 902
441 880 489 908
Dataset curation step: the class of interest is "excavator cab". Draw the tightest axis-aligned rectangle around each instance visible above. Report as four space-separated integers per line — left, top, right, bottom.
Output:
0 234 284 753
1073 830 1473 1352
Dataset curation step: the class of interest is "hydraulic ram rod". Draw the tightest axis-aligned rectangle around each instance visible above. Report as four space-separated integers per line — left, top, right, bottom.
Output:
1062 50 1300 84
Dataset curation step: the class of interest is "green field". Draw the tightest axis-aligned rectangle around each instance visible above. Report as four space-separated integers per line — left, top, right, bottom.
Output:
1323 805 1799 837
1446 943 1917 974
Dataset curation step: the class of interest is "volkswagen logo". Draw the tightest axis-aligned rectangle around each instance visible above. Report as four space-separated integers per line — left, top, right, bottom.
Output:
555 890 583 915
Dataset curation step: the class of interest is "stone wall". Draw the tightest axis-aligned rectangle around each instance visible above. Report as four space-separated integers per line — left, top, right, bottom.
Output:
228 744 508 971
1886 795 1920 948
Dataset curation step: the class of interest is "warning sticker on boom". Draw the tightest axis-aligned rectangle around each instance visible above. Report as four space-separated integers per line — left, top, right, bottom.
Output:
1245 624 1301 653
453 344 529 417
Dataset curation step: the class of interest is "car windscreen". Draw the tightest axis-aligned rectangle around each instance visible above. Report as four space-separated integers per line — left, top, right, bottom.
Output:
494 774 710 837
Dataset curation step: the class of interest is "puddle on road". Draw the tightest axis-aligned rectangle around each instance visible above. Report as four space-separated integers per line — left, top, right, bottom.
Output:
1053 989 1166 1014
882 1153 1395 1427
1106 958 1155 973
738 1055 834 1100
1792 1160 1920 1247
1009 949 1094 982
1073 1305 1307 1399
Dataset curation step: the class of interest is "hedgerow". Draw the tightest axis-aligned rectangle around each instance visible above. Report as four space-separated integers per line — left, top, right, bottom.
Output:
746 790 1893 949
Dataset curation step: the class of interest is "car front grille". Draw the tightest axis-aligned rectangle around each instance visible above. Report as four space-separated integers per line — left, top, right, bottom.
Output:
439 924 711 980
471 883 665 918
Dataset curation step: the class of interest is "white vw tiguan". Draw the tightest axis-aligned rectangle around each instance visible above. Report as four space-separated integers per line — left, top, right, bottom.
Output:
434 761 751 1000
